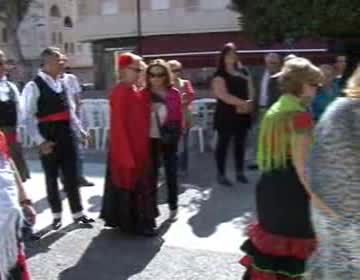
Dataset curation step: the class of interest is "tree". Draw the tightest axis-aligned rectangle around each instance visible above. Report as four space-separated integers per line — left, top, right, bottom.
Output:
230 0 360 44
230 0 360 77
0 0 34 63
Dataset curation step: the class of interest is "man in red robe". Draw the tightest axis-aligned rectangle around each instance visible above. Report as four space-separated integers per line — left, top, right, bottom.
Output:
100 53 157 236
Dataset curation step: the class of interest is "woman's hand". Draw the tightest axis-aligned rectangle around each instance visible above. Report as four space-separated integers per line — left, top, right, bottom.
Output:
236 100 254 114
22 204 37 225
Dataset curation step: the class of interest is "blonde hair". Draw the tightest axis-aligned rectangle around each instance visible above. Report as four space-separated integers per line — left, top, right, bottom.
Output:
277 57 324 96
168 60 182 69
343 66 360 97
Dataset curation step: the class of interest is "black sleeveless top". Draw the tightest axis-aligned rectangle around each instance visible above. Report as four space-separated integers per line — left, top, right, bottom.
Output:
0 82 17 127
213 71 252 132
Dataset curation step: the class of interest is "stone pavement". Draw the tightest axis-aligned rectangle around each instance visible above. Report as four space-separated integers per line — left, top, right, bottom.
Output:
24 150 259 280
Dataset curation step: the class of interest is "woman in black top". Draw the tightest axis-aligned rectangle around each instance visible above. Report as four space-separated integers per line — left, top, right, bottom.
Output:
212 43 254 186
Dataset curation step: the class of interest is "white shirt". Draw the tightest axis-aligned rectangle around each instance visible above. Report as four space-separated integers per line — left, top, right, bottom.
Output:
62 73 82 99
22 71 84 145
259 70 270 107
0 76 23 125
150 103 167 139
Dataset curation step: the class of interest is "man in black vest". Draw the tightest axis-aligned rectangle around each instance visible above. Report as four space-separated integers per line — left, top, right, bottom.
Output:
22 47 94 230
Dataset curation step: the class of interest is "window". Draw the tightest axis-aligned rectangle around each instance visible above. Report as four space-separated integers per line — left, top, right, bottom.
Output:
64 16 73 28
101 0 118 15
151 0 169 10
51 32 57 44
64 42 69 53
77 43 83 53
185 0 200 12
2 28 8 43
200 0 228 10
69 43 75 54
58 32 63 44
50 5 61 17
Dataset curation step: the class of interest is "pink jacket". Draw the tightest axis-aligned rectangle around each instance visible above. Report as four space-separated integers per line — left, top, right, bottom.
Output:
164 87 183 127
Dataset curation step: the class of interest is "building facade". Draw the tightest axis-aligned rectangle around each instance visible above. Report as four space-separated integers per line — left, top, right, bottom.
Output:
1 0 93 83
76 0 241 89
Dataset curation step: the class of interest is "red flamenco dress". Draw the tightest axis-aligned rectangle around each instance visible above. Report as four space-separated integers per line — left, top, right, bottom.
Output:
100 83 157 235
239 110 317 280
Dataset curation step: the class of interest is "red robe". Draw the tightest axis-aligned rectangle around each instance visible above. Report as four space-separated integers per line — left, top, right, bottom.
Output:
109 83 151 190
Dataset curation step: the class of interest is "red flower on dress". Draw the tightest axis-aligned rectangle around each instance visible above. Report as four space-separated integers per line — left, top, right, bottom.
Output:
0 131 9 158
292 112 314 130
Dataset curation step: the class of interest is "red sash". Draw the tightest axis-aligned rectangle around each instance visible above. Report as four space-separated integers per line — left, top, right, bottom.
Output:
3 131 17 145
38 111 70 123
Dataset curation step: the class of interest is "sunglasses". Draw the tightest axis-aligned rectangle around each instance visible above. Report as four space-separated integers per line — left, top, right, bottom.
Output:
172 68 182 73
129 67 142 73
149 72 166 78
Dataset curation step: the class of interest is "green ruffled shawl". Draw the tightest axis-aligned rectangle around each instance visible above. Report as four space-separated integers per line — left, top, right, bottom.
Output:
257 94 312 172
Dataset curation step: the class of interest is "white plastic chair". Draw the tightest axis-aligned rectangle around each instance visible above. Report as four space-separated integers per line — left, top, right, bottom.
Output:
100 101 110 150
80 101 103 149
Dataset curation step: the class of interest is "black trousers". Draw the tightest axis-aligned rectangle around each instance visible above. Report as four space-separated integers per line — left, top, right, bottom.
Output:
39 122 83 215
215 126 249 176
151 137 179 211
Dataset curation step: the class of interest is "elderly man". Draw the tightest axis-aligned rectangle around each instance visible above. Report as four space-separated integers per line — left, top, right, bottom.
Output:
248 53 282 169
22 47 94 230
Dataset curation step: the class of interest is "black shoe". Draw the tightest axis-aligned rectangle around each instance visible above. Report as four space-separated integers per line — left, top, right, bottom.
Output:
217 175 233 187
78 177 95 187
236 174 249 184
247 164 258 170
74 215 95 224
52 218 62 230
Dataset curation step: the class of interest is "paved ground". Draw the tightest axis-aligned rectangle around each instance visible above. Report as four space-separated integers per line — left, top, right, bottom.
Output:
24 149 259 280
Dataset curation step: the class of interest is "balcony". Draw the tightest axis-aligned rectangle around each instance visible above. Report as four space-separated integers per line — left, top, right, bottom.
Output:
76 8 240 41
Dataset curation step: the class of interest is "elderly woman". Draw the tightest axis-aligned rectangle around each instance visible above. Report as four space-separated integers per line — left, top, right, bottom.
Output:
306 68 360 279
239 56 324 279
311 64 341 121
0 131 34 280
100 53 156 237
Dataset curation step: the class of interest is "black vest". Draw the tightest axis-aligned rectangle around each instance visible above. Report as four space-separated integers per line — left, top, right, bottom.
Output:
0 82 17 127
34 76 69 119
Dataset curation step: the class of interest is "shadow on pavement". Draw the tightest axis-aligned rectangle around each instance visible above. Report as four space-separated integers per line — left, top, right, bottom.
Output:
58 220 171 280
26 223 94 259
182 152 257 238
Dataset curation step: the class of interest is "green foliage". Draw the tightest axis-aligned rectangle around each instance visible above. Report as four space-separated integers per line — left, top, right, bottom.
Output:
230 0 360 44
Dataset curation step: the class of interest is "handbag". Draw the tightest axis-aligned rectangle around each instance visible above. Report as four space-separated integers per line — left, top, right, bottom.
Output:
154 110 180 145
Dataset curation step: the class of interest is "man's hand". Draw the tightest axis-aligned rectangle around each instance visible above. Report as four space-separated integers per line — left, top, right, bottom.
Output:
39 141 55 155
80 130 89 145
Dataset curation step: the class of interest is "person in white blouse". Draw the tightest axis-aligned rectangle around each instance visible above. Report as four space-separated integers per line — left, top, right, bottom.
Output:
0 49 30 182
60 65 94 187
22 47 94 230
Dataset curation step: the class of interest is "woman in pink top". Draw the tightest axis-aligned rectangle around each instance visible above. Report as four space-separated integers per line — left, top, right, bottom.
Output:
140 59 183 220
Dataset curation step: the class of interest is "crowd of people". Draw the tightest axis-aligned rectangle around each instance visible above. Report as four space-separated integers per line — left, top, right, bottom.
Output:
0 42 359 280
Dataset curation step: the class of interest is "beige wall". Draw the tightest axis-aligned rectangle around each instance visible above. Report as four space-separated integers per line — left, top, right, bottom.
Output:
77 0 240 41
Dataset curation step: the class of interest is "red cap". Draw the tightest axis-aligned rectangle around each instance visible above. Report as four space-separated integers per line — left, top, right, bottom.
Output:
117 53 134 69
